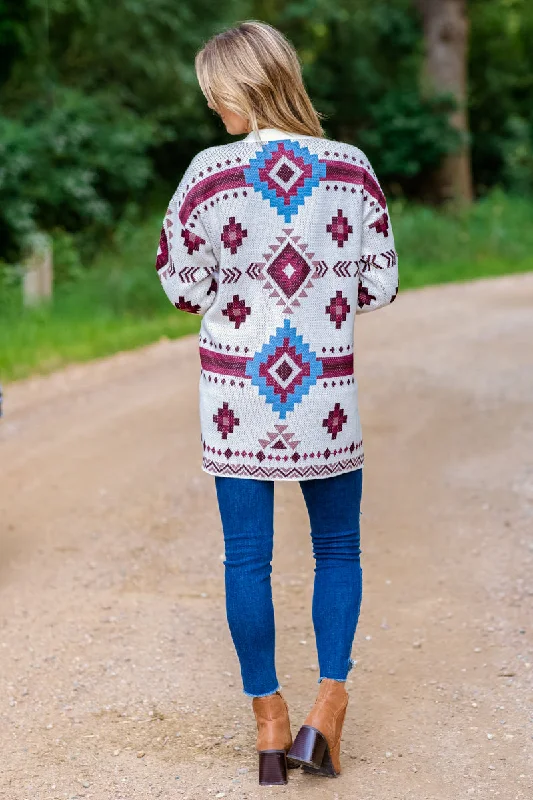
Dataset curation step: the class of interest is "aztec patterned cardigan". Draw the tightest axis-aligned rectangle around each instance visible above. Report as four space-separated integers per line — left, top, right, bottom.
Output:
156 128 398 480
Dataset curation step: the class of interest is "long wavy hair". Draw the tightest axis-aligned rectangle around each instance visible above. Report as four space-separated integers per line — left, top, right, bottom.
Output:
195 21 324 138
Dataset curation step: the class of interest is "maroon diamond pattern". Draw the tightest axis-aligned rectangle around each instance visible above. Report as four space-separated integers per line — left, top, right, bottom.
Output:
323 403 348 440
221 216 248 254
276 162 295 183
326 291 351 329
276 360 293 382
213 402 240 439
222 294 251 328
327 209 353 247
258 145 313 205
260 342 310 405
267 242 311 298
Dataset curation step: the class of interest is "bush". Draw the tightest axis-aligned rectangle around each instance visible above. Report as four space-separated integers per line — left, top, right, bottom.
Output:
391 188 533 286
500 115 533 196
0 88 155 261
357 90 460 189
275 0 459 191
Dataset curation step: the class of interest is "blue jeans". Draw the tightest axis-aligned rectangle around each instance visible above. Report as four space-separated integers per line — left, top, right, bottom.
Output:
214 469 363 697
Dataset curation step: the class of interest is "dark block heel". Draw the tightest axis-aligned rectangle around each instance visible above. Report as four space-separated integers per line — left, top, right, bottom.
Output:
258 750 288 786
287 725 338 777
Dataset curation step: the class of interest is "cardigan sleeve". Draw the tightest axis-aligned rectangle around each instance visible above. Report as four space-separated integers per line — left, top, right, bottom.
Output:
155 166 218 317
356 173 399 314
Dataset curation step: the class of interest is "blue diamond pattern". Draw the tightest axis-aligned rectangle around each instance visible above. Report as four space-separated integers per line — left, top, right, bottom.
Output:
245 318 323 419
243 140 327 223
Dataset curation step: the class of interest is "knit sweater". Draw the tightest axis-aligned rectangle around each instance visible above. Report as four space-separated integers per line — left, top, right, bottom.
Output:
156 128 398 480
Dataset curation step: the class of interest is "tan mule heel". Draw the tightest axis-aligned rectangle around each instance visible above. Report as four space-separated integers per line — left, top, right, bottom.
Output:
252 690 297 786
287 678 349 777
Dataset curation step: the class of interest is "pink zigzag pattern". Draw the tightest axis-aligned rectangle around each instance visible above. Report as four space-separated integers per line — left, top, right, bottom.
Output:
202 455 364 479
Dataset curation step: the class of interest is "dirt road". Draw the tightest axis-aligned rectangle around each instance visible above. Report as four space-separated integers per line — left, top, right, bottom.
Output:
1 274 532 800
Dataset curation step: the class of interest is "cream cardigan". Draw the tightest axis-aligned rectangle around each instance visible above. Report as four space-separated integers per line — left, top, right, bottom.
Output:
156 128 398 479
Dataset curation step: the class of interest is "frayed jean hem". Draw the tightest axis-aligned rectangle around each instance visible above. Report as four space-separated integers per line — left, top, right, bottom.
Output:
243 683 282 698
318 658 356 684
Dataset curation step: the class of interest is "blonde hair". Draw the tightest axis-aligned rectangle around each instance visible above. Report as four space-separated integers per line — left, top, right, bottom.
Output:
195 21 324 139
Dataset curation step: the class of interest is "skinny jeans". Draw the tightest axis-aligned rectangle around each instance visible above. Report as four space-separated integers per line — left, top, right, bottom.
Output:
214 468 363 697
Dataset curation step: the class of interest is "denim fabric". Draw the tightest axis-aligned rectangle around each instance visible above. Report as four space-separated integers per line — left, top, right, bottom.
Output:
214 468 363 697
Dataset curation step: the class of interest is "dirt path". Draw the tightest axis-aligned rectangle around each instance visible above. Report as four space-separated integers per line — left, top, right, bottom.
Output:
1 274 532 800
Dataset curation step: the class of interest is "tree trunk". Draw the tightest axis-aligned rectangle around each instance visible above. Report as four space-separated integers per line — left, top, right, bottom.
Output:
417 0 473 204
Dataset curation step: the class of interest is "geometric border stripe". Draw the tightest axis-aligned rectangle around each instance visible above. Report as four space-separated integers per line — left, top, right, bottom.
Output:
203 437 363 460
179 168 247 225
199 348 249 376
319 354 353 377
202 453 364 479
324 162 386 208
177 156 386 224
199 347 354 379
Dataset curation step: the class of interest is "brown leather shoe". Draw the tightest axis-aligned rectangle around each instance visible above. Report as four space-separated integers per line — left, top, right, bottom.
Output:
252 690 294 785
287 678 349 777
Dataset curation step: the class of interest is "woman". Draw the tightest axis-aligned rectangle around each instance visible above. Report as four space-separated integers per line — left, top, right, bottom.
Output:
156 20 398 786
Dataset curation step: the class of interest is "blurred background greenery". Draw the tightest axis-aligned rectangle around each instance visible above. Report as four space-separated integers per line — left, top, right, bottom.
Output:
1 0 532 381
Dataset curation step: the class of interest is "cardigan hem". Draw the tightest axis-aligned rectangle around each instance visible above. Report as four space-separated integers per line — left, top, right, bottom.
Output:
201 453 364 481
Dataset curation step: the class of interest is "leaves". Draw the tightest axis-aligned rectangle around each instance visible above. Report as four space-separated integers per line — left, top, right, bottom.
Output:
0 88 155 258
0 0 532 264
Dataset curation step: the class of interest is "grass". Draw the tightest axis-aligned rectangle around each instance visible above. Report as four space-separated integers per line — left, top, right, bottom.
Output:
392 189 533 287
0 212 200 382
1 189 532 383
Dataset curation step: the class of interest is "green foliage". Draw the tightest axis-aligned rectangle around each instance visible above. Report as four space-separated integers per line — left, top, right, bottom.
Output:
469 0 533 193
392 189 533 287
1 0 533 270
0 0 245 261
255 0 457 185
0 207 200 381
500 115 533 195
49 229 85 284
356 90 460 187
0 88 154 260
